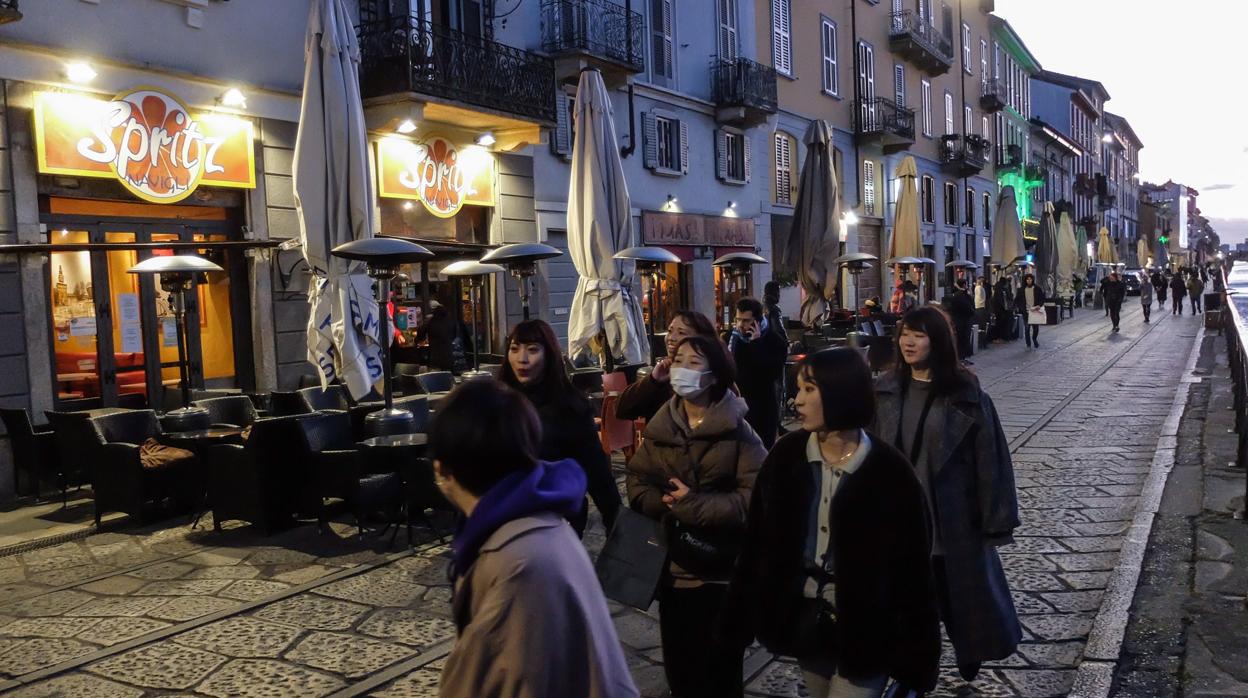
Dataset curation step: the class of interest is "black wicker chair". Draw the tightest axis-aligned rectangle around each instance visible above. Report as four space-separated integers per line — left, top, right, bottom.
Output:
415 371 455 394
203 415 304 532
298 385 351 412
1 408 63 502
193 395 259 428
269 391 313 417
296 412 401 537
87 410 197 525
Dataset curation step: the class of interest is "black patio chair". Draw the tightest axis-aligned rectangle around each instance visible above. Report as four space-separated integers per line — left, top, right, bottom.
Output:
203 415 304 532
394 362 424 377
88 410 197 525
298 385 351 412
269 391 313 417
415 371 455 394
1 408 64 503
349 395 430 439
193 396 259 428
295 411 402 538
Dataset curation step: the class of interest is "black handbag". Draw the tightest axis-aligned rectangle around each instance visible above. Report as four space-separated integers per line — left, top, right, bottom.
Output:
595 508 667 610
663 516 742 580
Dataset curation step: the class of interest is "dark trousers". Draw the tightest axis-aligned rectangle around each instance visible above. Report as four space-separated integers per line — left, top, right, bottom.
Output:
1025 324 1039 346
659 583 744 698
1156 290 1165 308
933 556 980 679
1173 295 1183 314
1109 303 1122 329
1142 303 1151 322
1191 294 1202 313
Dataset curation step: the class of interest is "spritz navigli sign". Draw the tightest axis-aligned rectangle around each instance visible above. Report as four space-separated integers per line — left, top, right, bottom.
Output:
376 136 496 218
33 89 256 204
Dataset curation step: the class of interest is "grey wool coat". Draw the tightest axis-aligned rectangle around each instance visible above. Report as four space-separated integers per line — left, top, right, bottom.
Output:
873 371 1022 665
440 512 639 698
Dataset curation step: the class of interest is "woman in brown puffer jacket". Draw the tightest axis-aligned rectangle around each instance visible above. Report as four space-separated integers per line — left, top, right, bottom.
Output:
625 335 766 698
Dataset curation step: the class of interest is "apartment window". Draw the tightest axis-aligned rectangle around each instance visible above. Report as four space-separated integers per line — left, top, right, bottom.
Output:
944 181 958 225
864 159 877 216
774 132 794 205
983 191 991 229
720 0 739 62
962 23 971 73
964 104 972 132
551 92 576 159
716 128 750 184
857 41 875 100
965 186 976 227
982 115 989 140
921 175 935 223
644 111 687 175
650 0 674 85
980 38 988 85
921 79 932 136
893 64 905 107
820 18 838 95
944 91 954 135
771 0 791 75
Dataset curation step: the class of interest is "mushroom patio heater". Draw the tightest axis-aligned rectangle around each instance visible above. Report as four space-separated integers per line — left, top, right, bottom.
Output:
128 254 223 432
833 252 878 314
713 251 767 325
441 260 505 381
614 245 681 339
480 243 563 321
331 237 434 436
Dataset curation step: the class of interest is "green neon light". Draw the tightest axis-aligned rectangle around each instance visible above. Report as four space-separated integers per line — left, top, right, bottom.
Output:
997 169 1046 223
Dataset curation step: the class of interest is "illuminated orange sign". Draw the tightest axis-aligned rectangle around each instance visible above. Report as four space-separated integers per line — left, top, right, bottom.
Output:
376 136 495 218
33 89 256 204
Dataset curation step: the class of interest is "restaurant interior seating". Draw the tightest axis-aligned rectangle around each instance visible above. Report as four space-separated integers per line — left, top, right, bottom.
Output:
295 411 402 537
202 415 304 532
87 410 197 525
415 371 455 394
193 395 259 428
298 385 351 412
1 408 64 503
55 351 147 400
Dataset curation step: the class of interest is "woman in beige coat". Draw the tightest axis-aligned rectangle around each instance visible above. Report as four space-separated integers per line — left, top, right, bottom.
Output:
432 380 638 698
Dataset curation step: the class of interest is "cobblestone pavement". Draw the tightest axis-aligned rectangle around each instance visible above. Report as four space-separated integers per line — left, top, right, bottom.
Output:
0 302 1203 697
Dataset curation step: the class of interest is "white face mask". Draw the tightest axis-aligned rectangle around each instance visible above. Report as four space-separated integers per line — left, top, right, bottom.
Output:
669 367 711 398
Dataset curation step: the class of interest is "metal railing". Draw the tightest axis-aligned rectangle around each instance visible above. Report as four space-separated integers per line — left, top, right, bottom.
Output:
939 134 990 169
0 0 20 23
541 0 644 72
980 77 1007 108
1221 264 1248 509
854 97 916 140
711 57 779 114
888 10 954 64
358 16 557 124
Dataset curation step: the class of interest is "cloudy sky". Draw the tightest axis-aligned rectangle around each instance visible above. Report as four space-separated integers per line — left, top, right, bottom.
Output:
994 0 1248 244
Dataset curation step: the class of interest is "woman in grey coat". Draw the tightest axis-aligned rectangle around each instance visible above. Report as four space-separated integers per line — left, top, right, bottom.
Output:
1139 271 1154 323
873 307 1021 682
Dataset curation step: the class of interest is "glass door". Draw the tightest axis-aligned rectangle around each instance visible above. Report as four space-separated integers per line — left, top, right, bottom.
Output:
50 228 109 408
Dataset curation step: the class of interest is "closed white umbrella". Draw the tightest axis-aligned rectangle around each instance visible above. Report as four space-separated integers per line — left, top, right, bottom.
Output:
1137 237 1152 268
1035 201 1058 297
1075 225 1090 274
1097 227 1117 265
1056 211 1078 299
566 70 649 367
783 120 842 326
888 156 922 261
991 186 1027 269
293 0 380 401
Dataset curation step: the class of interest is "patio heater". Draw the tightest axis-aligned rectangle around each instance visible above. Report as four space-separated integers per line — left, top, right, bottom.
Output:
946 259 980 287
128 254 223 432
441 260 505 381
331 237 433 436
614 245 681 340
480 243 563 321
713 251 767 326
832 252 878 314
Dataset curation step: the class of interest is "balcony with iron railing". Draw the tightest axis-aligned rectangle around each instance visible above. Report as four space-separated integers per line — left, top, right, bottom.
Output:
541 0 645 83
1099 183 1118 211
358 16 557 125
940 134 990 177
1074 173 1097 198
0 0 21 23
980 77 1007 113
996 143 1024 171
889 10 954 75
854 97 915 153
711 57 778 126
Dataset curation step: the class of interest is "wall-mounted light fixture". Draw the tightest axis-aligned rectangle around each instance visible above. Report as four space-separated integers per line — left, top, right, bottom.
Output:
65 62 97 84
396 119 417 135
219 88 247 109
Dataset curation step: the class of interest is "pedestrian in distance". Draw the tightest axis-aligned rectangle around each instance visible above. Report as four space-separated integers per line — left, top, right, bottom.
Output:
873 307 1022 682
1013 273 1046 349
1188 273 1206 314
625 335 766 698
974 276 989 320
500 319 621 535
728 297 789 449
1139 270 1154 323
725 348 941 698
1151 269 1167 309
1170 271 1188 316
763 281 787 340
1098 273 1112 317
944 279 977 364
432 380 640 698
616 310 719 422
990 278 1013 343
1103 271 1127 332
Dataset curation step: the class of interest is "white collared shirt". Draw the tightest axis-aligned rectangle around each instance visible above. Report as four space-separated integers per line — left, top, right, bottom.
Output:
803 430 871 600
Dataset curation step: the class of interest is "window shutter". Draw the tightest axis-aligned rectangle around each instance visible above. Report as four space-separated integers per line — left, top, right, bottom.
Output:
743 132 752 184
551 93 571 158
715 129 729 181
944 92 953 135
642 111 658 170
720 0 739 61
893 64 905 107
863 159 876 216
772 0 791 74
679 120 689 174
774 133 790 204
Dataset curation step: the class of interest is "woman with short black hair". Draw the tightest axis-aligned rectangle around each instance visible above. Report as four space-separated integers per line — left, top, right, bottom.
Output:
726 348 941 697
432 380 638 698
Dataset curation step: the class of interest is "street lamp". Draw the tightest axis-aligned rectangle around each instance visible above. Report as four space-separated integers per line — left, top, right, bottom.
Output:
480 243 563 321
128 254 223 432
441 260 505 380
331 237 434 436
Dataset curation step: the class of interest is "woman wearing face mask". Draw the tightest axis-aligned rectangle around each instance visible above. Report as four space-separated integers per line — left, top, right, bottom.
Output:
501 319 621 535
616 310 719 422
726 348 940 697
432 380 639 698
625 335 766 698
873 307 1021 683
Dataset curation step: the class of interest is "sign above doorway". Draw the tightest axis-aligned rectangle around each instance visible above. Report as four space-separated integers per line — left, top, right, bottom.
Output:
642 211 757 248
32 88 256 204
375 135 496 218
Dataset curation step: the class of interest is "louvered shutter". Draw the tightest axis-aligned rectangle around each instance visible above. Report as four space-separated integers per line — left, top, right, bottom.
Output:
742 133 752 184
772 0 791 75
774 133 791 204
715 129 729 181
893 64 905 107
642 112 658 170
551 93 571 158
721 0 739 62
679 120 689 174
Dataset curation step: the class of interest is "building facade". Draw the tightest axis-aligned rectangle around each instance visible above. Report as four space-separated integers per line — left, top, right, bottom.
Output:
986 16 1042 243
1101 112 1143 265
1030 70 1110 244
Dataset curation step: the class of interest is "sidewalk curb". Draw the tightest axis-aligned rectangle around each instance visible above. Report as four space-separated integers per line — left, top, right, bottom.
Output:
1069 324 1207 698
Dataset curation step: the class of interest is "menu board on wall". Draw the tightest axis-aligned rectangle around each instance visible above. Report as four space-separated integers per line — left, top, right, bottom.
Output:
121 324 143 353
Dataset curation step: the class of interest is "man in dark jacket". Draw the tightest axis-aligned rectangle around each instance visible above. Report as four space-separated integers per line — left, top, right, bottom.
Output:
1151 270 1167 309
1103 271 1127 332
943 280 976 363
728 297 788 449
1170 271 1188 316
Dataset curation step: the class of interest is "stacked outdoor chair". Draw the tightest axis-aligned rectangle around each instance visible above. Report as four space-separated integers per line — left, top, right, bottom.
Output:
1 408 64 503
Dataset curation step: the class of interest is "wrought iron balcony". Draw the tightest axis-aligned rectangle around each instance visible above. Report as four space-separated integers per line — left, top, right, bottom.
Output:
940 134 990 177
996 143 1024 171
1074 173 1097 198
888 10 953 75
711 57 778 126
358 16 557 124
854 97 915 153
0 0 21 24
980 77 1007 113
1098 183 1118 211
541 0 645 80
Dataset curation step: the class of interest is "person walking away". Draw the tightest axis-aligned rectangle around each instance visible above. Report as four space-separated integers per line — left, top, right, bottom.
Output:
726 349 941 697
728 298 789 449
974 276 988 321
1188 273 1206 314
873 307 1022 682
991 278 1013 342
625 335 766 698
1013 274 1046 349
1073 273 1085 308
1151 270 1167 309
1104 272 1127 332
1139 271 1153 323
944 280 976 363
1170 271 1187 316
500 320 621 535
1098 273 1111 317
432 380 639 698
616 311 719 422
763 281 787 339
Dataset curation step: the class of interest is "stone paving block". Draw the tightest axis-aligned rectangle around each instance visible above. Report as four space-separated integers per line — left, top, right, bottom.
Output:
189 564 262 580
934 668 1015 697
254 595 369 631
0 568 27 585
744 659 807 698
422 586 452 610
999 668 1076 697
371 668 440 698
76 617 171 646
218 579 291 602
197 658 346 698
245 548 317 566
127 562 194 580
27 564 115 588
392 556 454 587
997 554 1059 572
0 637 97 675
181 549 249 567
1 617 100 639
71 596 171 618
1021 509 1090 524
174 616 302 658
1038 590 1104 613
1019 614 1095 641
1003 537 1069 554
20 545 94 574
612 611 662 651
1057 536 1122 553
133 579 232 596
285 631 415 678
358 609 455 648
313 574 426 608
86 643 226 689
1075 496 1140 509
1011 591 1057 615
268 563 337 586
1017 641 1085 667
6 673 144 698
1066 521 1131 536
1049 552 1120 572
147 596 238 622
76 576 146 596
6 590 95 618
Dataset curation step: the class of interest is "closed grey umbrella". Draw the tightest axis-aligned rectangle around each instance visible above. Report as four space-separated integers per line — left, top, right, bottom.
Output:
1056 211 1078 299
1035 201 1058 297
783 120 842 326
991 186 1026 270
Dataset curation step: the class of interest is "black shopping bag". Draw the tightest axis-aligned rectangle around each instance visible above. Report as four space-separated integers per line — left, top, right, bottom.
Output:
595 508 666 610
